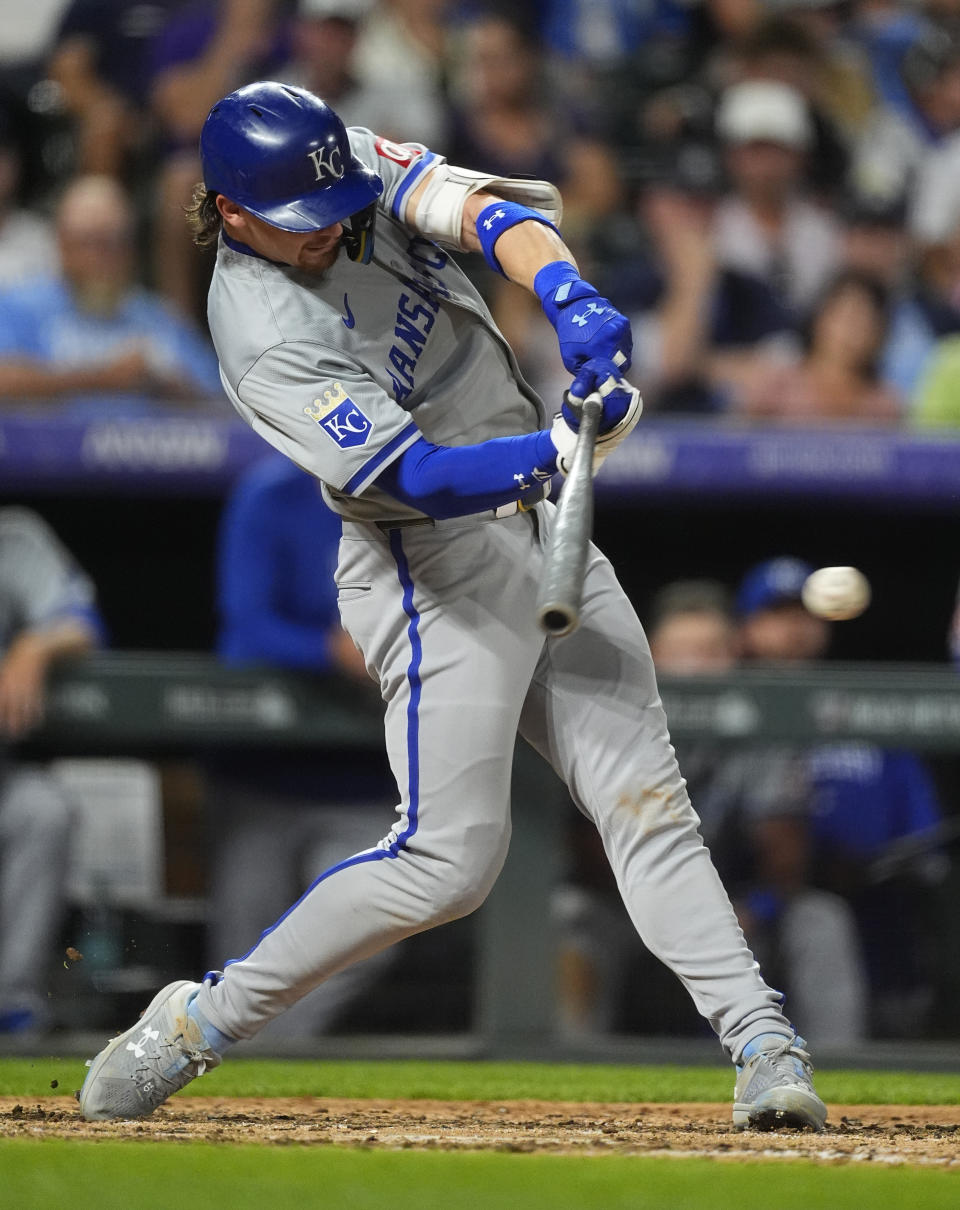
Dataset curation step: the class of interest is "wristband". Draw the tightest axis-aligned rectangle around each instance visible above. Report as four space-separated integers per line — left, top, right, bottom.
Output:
533 260 582 304
533 260 601 326
475 200 560 275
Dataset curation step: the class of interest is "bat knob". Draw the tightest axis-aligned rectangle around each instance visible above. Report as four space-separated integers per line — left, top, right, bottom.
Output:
536 601 579 637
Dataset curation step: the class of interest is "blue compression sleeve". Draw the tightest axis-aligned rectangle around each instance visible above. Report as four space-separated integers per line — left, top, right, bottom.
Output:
377 431 558 519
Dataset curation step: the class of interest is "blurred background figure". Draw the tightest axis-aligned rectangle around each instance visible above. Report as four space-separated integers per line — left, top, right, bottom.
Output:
352 0 450 148
0 173 221 415
0 506 103 1034
656 574 869 1048
280 0 439 139
723 10 864 204
0 108 57 287
555 575 869 1046
735 557 949 1039
206 454 396 1039
713 79 841 328
738 268 903 423
147 0 287 321
838 187 940 404
913 332 960 424
446 11 621 244
44 0 181 184
444 10 623 401
852 19 960 208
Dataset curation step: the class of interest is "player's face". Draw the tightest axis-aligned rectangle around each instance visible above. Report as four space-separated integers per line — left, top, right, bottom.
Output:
740 602 829 663
649 611 738 675
221 202 343 273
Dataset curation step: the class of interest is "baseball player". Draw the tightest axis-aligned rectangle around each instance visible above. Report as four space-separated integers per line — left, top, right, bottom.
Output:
80 82 827 1131
0 507 103 1032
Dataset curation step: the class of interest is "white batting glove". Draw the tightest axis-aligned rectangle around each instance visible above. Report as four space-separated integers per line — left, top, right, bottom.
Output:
550 378 643 477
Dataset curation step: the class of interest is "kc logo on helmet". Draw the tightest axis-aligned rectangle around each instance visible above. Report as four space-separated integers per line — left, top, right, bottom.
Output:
307 144 345 182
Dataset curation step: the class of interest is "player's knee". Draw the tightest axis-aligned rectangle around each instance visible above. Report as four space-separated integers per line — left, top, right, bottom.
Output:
421 830 509 924
426 873 493 925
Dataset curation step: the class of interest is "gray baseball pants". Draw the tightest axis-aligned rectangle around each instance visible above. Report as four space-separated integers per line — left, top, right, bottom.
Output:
196 503 791 1061
0 765 73 1020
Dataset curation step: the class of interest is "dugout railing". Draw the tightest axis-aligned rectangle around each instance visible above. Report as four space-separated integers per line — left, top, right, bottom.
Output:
14 653 960 1066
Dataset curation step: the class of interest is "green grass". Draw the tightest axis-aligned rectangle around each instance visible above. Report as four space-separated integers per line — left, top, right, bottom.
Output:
2 1140 958 1210
2 1056 960 1105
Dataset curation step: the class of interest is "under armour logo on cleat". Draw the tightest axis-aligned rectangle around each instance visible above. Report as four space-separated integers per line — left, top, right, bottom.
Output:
126 1027 160 1059
513 472 531 491
571 301 606 327
482 209 506 230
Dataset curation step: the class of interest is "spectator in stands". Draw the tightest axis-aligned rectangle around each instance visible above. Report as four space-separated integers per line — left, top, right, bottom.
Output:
45 0 181 182
713 78 842 323
0 506 104 1034
852 20 960 205
738 268 903 423
887 118 960 402
0 173 221 415
913 333 960 424
148 0 288 319
0 109 57 287
538 0 694 75
280 0 438 139
626 160 797 413
444 11 623 400
725 11 863 203
447 12 621 241
352 0 450 149
839 188 940 402
207 454 396 1038
736 557 948 1038
849 0 928 118
649 77 841 409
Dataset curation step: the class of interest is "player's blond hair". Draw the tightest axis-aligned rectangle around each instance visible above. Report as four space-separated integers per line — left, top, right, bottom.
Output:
186 184 221 248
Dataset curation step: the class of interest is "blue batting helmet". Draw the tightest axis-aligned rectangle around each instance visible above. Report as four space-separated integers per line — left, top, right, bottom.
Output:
200 81 384 262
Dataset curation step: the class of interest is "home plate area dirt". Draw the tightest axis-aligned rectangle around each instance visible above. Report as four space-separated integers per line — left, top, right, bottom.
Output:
3 1097 960 1165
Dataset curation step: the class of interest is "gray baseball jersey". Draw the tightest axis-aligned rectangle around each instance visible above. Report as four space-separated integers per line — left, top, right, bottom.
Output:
209 129 545 525
0 507 98 657
196 132 796 1060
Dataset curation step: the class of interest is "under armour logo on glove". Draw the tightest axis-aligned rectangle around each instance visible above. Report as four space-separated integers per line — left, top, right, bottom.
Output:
534 261 632 375
571 301 607 327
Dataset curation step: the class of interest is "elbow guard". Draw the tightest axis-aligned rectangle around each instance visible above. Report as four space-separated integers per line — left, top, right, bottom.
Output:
409 161 563 250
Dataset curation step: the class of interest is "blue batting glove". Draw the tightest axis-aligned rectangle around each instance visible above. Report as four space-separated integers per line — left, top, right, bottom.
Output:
535 261 633 375
561 358 632 434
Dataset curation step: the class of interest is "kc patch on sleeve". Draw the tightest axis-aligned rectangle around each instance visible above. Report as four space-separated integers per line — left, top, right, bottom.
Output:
304 383 372 449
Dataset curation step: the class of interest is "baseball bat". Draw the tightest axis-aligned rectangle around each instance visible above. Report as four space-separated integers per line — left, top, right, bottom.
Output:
536 391 604 637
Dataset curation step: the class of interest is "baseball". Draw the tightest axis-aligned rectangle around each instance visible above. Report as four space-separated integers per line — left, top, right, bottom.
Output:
801 566 871 620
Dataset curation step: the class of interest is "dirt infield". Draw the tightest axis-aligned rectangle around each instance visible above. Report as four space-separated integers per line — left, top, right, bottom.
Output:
3 1096 960 1165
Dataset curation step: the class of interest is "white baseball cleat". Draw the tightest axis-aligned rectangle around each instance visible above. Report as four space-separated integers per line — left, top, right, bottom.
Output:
732 1033 827 1132
78 980 222 1121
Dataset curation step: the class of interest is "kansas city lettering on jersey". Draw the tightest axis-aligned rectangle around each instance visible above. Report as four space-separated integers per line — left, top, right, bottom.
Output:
386 239 450 403
304 382 372 449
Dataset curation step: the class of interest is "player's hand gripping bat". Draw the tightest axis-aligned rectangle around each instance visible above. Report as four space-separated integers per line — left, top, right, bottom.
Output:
535 391 604 637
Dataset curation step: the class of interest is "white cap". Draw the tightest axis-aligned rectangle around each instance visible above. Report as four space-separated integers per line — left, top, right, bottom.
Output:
716 80 813 150
297 0 373 18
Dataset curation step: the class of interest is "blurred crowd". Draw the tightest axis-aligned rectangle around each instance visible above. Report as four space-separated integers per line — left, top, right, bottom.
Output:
3 0 960 421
